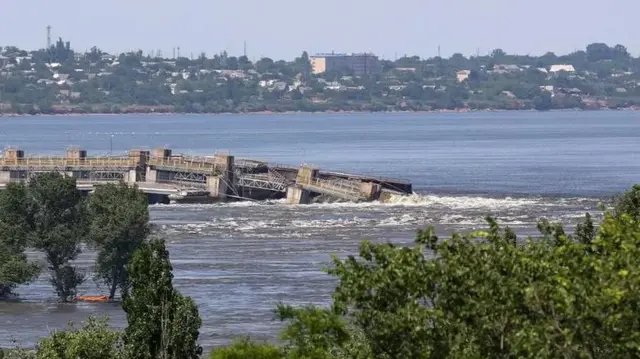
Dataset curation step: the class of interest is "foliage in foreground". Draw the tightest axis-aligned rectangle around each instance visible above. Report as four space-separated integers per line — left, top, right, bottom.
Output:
7 185 640 358
122 236 203 359
27 173 87 302
5 238 203 359
87 182 150 300
214 184 640 358
208 338 281 359
0 177 150 302
35 316 121 359
0 173 87 301
0 182 40 297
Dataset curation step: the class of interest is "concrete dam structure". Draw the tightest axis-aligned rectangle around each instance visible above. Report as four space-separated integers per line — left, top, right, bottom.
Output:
0 147 413 204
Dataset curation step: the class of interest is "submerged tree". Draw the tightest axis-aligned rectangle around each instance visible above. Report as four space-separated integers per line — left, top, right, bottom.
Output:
87 182 149 300
0 183 40 298
27 173 86 302
123 237 202 359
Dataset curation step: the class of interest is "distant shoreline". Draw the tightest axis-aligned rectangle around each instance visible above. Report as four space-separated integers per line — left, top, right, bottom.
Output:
0 107 636 118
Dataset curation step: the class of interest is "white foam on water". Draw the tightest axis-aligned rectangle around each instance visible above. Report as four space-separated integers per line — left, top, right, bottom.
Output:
382 192 546 209
151 192 590 212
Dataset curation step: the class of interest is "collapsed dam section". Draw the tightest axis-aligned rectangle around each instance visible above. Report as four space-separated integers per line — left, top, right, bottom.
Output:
0 147 413 204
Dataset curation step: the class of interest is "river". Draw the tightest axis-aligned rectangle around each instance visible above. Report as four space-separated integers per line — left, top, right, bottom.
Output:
0 111 638 349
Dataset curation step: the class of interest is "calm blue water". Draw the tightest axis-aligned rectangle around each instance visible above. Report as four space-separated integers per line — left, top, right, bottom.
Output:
1 110 638 196
0 110 638 349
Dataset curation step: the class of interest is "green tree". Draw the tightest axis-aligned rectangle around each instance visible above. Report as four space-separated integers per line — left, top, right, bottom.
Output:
614 184 640 220
122 237 203 359
322 207 640 358
209 338 281 359
294 51 313 80
533 92 553 111
48 38 74 63
27 173 86 302
256 58 276 73
35 316 122 359
87 182 150 300
276 304 372 359
0 183 40 298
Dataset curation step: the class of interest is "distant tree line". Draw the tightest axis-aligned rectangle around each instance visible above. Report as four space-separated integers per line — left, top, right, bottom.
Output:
2 41 640 114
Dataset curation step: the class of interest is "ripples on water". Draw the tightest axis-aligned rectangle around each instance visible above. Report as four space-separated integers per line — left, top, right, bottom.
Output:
1 111 636 349
0 193 607 349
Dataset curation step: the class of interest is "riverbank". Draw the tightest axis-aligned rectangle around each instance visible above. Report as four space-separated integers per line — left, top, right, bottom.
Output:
1 106 638 118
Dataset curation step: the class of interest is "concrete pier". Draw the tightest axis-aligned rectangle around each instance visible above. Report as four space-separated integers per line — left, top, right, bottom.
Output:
0 147 412 204
286 185 311 204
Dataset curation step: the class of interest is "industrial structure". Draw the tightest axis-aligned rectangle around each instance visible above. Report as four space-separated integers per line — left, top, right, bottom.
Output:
0 147 412 205
310 52 380 76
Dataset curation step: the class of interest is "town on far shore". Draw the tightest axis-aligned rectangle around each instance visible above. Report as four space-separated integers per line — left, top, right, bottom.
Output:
0 40 638 115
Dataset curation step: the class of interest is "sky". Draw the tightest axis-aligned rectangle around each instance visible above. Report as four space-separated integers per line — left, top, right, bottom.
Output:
1 0 637 61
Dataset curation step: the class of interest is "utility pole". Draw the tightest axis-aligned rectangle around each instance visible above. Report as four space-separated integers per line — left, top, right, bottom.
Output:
177 46 181 58
437 45 441 58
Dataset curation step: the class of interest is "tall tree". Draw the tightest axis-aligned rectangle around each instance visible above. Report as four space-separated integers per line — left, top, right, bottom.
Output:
28 173 86 302
614 184 640 220
123 237 202 359
0 183 40 298
294 51 313 80
87 182 149 300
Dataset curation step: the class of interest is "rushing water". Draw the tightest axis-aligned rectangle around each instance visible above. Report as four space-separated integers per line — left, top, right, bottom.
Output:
0 111 639 349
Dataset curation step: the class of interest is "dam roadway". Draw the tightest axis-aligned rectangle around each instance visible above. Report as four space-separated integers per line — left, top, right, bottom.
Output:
0 147 412 204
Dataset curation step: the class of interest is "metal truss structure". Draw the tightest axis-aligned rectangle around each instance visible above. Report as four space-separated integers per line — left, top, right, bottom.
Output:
301 177 366 202
5 166 134 182
86 171 125 181
157 170 207 188
237 168 291 192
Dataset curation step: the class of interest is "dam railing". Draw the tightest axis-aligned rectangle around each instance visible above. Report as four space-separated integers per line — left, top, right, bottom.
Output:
0 147 412 203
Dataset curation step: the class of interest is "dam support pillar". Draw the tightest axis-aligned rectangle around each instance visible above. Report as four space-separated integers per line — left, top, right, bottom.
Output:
207 176 228 200
0 148 23 184
126 169 141 185
210 153 235 199
128 148 150 185
0 171 10 184
359 182 382 201
286 185 310 204
295 165 319 186
145 167 158 183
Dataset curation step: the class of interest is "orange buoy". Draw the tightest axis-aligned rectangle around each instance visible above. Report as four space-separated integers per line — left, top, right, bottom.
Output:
77 295 110 302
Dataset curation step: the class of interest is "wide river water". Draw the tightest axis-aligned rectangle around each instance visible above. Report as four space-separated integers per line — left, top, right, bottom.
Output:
0 111 639 349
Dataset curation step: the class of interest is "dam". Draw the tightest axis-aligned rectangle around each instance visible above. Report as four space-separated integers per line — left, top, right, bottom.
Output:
0 147 412 204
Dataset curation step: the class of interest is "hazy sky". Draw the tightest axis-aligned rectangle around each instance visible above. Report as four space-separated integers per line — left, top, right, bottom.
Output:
2 0 637 60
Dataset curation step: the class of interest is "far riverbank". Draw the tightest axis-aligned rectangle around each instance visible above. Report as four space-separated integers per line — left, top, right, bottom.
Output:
1 106 639 119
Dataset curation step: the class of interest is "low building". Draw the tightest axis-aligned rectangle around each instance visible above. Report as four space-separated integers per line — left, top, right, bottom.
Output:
549 64 575 73
456 70 471 82
310 52 380 76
